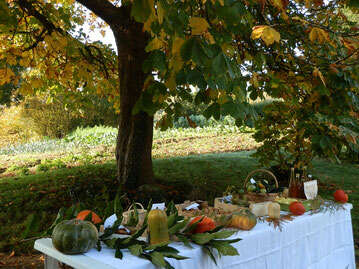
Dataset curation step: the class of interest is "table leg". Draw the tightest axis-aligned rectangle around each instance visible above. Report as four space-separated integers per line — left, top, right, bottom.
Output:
44 255 60 269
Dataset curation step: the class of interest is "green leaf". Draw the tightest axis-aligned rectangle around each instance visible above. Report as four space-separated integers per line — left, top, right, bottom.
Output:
190 233 215 245
114 193 124 219
209 241 239 256
203 103 220 120
128 244 143 257
203 246 218 266
145 241 169 251
129 224 147 240
96 240 102 252
163 253 189 260
167 213 177 228
211 230 236 239
104 238 117 248
115 248 123 259
166 201 177 216
168 219 189 235
212 53 226 75
149 251 167 267
84 212 92 222
156 245 179 254
131 0 151 23
183 216 204 233
180 38 196 61
176 234 192 248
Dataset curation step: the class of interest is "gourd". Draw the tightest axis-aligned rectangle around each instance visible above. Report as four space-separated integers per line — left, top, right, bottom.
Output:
52 219 98 254
268 202 281 219
289 201 306 216
76 210 102 224
333 190 348 203
227 209 257 231
148 209 170 245
189 216 216 234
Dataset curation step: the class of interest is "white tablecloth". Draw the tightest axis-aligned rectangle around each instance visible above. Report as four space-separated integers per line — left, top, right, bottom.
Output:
83 204 355 269
35 204 355 269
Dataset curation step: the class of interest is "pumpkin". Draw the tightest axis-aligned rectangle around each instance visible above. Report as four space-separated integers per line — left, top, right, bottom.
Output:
289 201 305 216
333 190 348 203
147 209 170 245
76 210 102 224
189 216 216 234
52 219 98 254
227 209 257 231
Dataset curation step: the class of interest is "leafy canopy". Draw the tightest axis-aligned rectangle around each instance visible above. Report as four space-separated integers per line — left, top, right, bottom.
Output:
1 0 359 166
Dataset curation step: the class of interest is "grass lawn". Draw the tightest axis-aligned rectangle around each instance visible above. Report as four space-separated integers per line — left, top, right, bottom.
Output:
1 151 358 255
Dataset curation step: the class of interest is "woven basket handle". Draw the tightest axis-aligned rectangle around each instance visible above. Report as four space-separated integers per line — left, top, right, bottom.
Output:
127 202 145 211
244 169 278 188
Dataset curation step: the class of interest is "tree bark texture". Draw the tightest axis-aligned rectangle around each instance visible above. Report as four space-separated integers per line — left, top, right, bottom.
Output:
112 19 154 189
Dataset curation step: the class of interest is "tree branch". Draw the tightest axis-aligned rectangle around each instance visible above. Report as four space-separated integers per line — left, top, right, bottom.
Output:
75 0 127 26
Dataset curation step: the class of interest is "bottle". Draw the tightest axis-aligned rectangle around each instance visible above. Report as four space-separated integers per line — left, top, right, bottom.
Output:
289 168 297 198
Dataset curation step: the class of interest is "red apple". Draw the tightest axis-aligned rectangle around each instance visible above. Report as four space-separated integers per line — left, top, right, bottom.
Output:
333 190 348 203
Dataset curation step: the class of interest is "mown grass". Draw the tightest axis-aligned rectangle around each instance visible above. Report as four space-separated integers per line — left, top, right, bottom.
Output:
1 151 358 254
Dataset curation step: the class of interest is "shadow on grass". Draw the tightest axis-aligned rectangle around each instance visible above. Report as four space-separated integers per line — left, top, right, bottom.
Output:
0 151 358 254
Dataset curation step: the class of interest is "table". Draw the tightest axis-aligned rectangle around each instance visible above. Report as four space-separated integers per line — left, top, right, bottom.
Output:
34 204 355 269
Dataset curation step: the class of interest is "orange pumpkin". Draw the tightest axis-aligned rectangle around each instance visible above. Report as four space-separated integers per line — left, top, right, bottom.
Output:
334 190 348 203
289 202 305 216
76 210 102 224
227 209 257 231
189 216 216 234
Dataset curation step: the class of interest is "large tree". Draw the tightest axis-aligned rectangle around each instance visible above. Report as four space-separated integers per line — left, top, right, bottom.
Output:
1 0 359 187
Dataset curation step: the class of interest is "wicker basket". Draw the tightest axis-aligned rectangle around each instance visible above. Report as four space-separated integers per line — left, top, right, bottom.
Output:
122 203 147 229
244 169 279 202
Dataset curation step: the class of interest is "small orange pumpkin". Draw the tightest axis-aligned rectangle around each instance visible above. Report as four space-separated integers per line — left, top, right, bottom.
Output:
289 202 305 216
227 209 257 231
76 210 102 224
189 216 216 234
333 190 348 203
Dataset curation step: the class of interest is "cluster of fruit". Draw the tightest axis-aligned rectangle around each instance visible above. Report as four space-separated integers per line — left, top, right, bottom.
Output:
246 178 274 193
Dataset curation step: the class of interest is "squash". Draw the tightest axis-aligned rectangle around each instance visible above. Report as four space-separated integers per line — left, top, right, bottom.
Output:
189 216 216 234
227 209 257 231
147 209 169 245
333 190 348 203
76 210 102 224
52 219 98 254
289 201 305 216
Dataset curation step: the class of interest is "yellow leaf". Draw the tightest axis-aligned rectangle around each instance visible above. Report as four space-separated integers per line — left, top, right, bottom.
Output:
157 2 164 24
145 37 165 52
169 54 184 72
204 32 215 44
313 67 326 86
165 72 176 91
6 54 17 65
218 0 224 6
261 27 280 46
309 27 329 44
189 17 210 35
218 91 229 104
32 78 43 88
251 25 266 40
252 26 280 46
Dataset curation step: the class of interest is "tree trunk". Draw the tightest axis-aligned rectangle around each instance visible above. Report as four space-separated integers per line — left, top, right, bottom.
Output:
112 19 154 189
